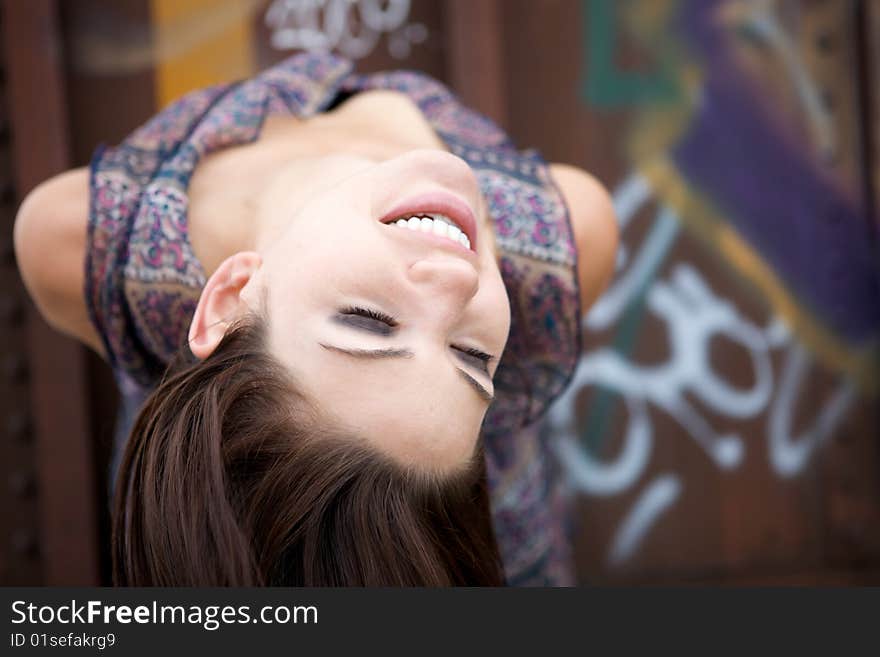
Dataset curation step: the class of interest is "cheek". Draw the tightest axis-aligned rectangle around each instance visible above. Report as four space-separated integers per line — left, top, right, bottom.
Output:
299 216 385 264
286 237 373 293
485 274 512 344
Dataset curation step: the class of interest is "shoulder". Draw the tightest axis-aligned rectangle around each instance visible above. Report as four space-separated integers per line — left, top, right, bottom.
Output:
13 167 105 357
548 163 618 312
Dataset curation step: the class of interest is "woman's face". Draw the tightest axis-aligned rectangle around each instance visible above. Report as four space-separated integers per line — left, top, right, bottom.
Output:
249 149 510 473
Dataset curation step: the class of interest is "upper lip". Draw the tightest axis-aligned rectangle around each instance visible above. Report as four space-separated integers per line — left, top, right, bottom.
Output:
378 191 479 252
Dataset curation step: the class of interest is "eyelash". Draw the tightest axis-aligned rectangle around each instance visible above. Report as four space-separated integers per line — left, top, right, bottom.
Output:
341 305 398 327
340 306 495 371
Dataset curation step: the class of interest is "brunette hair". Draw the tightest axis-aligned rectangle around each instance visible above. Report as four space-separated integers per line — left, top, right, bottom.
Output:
111 312 505 586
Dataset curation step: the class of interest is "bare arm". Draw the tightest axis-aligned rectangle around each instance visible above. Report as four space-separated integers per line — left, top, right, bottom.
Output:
13 167 106 358
549 163 619 312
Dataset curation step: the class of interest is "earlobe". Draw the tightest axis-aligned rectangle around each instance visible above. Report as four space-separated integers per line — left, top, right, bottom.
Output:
188 251 262 359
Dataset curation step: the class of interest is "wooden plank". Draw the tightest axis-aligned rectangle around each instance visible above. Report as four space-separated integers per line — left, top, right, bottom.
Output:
860 0 879 225
2 0 99 585
443 0 507 128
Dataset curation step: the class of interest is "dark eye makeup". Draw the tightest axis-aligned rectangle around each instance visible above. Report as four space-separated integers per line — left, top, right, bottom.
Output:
337 306 494 374
340 305 398 326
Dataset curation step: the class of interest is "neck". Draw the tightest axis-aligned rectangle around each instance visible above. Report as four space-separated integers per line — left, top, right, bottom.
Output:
251 92 452 253
190 90 450 277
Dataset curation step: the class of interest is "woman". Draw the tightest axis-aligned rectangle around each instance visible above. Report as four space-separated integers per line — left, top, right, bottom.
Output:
14 53 617 585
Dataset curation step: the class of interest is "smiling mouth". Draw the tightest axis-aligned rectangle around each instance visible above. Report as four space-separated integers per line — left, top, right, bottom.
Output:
385 213 472 250
378 191 479 252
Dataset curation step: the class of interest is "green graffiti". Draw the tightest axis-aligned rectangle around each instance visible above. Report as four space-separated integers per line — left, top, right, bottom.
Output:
582 0 681 107
583 210 680 453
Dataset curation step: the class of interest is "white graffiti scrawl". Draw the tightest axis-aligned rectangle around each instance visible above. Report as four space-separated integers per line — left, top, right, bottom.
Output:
545 171 856 566
265 0 428 60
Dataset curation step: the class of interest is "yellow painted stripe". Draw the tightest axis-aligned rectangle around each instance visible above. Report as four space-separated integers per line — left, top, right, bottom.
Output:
641 155 879 394
150 0 259 107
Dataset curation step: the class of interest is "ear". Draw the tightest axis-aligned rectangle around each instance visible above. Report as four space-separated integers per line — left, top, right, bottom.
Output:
188 251 262 360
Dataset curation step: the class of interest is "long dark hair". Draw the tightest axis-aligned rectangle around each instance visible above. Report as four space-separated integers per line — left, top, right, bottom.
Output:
112 313 505 586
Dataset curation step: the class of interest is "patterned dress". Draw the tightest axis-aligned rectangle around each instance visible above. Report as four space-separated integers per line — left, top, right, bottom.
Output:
88 53 582 585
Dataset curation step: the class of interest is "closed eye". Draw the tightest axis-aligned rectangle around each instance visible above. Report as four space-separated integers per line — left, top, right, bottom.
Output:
341 306 397 326
337 306 398 335
451 345 493 375
337 306 495 375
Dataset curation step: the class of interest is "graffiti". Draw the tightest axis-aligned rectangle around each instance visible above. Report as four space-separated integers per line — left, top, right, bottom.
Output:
720 0 837 160
769 343 856 478
608 474 682 566
547 172 858 565
552 0 878 570
264 0 428 60
554 393 651 497
581 0 681 106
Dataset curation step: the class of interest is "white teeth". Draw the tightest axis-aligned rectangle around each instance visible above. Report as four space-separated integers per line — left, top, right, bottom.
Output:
389 213 473 251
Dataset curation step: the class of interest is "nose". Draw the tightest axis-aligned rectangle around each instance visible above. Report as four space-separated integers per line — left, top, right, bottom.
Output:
407 257 480 309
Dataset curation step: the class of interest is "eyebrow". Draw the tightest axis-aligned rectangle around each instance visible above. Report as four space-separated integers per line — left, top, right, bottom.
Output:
319 343 495 404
